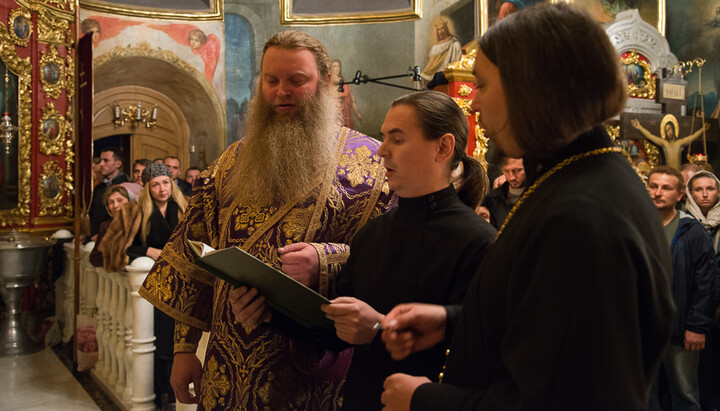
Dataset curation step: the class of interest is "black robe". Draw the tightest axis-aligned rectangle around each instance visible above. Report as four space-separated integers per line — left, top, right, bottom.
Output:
334 185 497 410
412 127 676 410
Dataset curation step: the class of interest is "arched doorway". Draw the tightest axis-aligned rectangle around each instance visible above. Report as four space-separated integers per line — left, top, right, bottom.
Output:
93 51 226 170
93 86 190 169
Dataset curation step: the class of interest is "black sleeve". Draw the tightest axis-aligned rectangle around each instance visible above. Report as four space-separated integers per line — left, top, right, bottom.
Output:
126 228 148 261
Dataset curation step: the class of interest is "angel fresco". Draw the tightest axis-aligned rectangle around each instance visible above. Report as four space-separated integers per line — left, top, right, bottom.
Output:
149 24 220 82
82 16 143 47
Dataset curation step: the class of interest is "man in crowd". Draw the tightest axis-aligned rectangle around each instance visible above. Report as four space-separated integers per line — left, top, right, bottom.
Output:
483 156 526 229
132 158 151 186
163 156 193 196
139 30 394 410
647 166 718 410
88 147 129 237
184 166 200 187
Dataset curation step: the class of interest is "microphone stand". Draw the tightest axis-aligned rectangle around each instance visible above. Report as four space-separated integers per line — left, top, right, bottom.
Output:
337 66 423 92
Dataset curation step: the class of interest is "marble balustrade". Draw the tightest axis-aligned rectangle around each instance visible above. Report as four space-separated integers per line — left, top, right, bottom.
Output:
58 244 156 411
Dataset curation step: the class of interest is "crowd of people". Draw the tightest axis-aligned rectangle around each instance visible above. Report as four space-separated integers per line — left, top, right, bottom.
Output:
83 3 720 410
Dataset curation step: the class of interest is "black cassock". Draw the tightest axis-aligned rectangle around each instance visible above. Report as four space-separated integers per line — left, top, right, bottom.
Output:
333 184 496 410
412 127 676 410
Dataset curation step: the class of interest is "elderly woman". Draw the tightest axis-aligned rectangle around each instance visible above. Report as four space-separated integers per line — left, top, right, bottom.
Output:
379 4 675 410
229 90 497 410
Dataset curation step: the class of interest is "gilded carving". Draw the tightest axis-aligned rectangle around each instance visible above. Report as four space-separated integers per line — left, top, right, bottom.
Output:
458 84 473 98
39 160 64 216
474 112 488 166
64 51 74 100
641 139 661 167
64 106 74 215
622 50 656 99
37 6 69 44
38 102 65 155
451 97 473 117
0 21 32 227
95 41 197 75
8 8 32 47
40 44 65 99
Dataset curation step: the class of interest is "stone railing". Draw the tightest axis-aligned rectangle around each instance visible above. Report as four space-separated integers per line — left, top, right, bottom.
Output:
59 243 157 411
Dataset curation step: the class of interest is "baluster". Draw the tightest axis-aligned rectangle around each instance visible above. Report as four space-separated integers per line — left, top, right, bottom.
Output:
115 275 127 396
94 267 107 377
107 272 120 386
128 258 156 411
123 273 134 404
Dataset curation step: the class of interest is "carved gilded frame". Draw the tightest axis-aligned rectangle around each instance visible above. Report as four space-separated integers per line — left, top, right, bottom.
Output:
8 8 33 47
622 50 656 99
39 102 65 155
40 44 65 99
79 0 223 21
280 0 421 25
38 160 64 216
0 24 32 227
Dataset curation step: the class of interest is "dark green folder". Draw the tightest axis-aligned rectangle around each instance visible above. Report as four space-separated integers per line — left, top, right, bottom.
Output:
187 239 333 330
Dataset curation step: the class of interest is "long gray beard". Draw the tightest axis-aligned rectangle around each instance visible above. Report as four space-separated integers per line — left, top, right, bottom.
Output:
234 83 341 204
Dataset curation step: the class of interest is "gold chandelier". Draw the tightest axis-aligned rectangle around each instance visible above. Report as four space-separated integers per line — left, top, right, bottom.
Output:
112 100 158 129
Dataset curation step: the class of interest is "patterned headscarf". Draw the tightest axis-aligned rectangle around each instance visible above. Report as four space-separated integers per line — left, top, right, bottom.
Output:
141 163 172 185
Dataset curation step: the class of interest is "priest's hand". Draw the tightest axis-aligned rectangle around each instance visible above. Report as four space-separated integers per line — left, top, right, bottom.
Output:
322 296 384 344
171 352 203 404
381 303 446 360
279 242 319 289
381 373 430 411
229 286 271 327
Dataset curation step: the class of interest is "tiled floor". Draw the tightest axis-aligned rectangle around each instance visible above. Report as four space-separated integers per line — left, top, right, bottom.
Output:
0 347 101 411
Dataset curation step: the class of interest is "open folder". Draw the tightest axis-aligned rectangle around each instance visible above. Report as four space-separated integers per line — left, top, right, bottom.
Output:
186 238 333 330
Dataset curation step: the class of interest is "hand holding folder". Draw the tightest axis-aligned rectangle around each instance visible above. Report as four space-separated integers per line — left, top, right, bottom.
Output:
186 238 333 330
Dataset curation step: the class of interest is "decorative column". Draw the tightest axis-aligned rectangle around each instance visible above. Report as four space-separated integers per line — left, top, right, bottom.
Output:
440 45 488 164
96 267 111 379
80 242 98 316
127 257 156 411
123 272 134 403
107 272 120 386
115 273 128 396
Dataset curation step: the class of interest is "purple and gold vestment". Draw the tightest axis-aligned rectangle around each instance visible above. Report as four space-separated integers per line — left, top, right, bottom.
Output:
140 128 395 410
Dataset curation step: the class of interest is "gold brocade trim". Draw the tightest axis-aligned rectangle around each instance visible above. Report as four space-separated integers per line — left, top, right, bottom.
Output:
326 251 349 264
138 286 211 332
310 242 330 297
304 127 349 242
173 343 199 354
497 147 623 237
355 152 388 234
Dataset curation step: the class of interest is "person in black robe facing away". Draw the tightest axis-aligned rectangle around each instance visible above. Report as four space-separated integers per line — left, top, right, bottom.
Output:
229 91 497 410
379 4 676 410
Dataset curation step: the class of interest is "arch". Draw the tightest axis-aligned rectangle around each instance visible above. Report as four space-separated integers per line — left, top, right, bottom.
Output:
94 86 190 169
94 42 226 162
